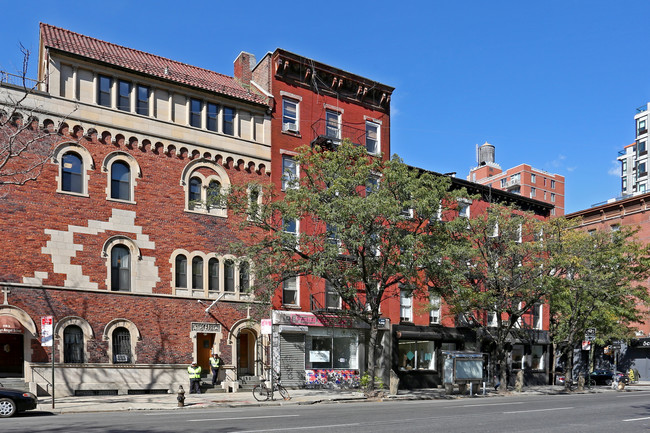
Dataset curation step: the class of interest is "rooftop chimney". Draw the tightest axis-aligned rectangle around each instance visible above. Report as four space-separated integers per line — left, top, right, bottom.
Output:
234 52 256 86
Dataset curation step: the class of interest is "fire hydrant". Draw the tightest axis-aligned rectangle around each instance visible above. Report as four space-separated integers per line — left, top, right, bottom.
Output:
177 385 186 407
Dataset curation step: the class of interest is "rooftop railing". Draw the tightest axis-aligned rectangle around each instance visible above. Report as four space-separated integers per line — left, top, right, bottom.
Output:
0 70 40 89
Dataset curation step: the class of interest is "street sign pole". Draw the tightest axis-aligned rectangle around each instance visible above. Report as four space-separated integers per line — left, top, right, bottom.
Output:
41 316 54 409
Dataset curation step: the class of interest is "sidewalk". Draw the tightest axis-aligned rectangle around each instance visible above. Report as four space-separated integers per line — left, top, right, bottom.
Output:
36 381 650 415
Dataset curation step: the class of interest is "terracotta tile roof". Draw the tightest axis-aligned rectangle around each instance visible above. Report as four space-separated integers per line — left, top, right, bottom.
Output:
40 23 267 106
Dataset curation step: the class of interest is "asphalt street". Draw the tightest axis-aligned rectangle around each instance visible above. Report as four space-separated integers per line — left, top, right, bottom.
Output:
3 390 650 432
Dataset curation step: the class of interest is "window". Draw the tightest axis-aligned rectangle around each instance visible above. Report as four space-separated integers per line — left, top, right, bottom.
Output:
282 98 298 132
208 258 219 291
62 152 83 193
500 178 506 188
530 187 536 197
306 328 358 369
533 304 543 330
623 178 627 190
283 276 298 305
325 109 340 139
430 295 441 324
111 245 131 292
366 121 379 154
457 200 470 218
531 345 544 370
530 173 536 183
283 218 298 247
63 325 84 363
398 340 436 371
366 175 379 196
207 103 218 132
550 180 556 189
400 289 412 322
110 161 131 201
325 281 341 310
117 80 131 111
224 259 235 292
639 162 647 176
511 173 520 183
281 156 298 190
622 160 627 174
641 183 647 193
206 180 222 210
192 256 203 290
511 345 525 370
112 327 131 363
189 177 201 208
638 118 647 136
239 261 250 291
326 223 340 248
223 106 235 135
487 311 498 327
98 75 112 107
639 141 647 156
136 85 149 116
550 193 556 202
175 255 187 288
190 98 202 127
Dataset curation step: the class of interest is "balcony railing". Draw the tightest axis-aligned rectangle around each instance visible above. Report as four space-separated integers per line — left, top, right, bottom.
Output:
310 118 366 148
636 104 648 114
504 177 521 188
0 70 40 89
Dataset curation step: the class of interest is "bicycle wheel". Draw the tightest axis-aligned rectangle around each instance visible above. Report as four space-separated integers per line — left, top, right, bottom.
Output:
277 385 290 401
252 385 268 401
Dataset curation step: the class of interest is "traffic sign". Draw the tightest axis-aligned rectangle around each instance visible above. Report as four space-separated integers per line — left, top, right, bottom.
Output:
585 328 596 336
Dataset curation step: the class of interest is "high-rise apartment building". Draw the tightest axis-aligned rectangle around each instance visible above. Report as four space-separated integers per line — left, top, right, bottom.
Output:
468 142 565 216
618 103 649 196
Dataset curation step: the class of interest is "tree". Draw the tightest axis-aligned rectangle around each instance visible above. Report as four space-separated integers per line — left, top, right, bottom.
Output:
0 46 74 192
435 203 554 393
547 220 650 388
226 140 461 391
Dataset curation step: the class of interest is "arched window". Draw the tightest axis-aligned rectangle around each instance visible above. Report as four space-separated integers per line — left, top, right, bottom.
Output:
112 327 131 363
111 245 131 292
63 325 84 363
175 254 187 288
224 260 235 292
239 261 250 291
208 258 219 292
111 161 131 200
192 256 203 290
189 177 202 209
62 152 83 193
207 180 221 209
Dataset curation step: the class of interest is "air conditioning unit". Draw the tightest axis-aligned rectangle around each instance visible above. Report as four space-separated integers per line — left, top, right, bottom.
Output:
283 123 298 133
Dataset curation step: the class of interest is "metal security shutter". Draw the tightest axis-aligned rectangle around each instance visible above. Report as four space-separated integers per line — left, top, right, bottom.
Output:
280 333 305 387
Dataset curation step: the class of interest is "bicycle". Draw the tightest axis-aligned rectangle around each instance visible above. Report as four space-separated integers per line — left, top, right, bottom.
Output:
252 374 290 401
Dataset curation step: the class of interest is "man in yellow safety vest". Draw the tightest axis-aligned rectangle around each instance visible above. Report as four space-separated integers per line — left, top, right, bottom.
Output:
187 361 202 394
210 353 221 386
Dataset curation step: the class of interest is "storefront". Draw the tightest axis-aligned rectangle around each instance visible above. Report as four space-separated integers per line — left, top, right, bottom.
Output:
621 338 650 380
393 324 477 389
272 311 369 388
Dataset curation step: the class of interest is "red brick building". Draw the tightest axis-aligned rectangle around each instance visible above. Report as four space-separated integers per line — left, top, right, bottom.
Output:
0 24 272 395
566 193 650 380
468 142 566 216
241 49 394 387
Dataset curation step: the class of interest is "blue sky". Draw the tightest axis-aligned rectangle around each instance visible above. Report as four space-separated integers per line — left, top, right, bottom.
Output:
1 1 647 213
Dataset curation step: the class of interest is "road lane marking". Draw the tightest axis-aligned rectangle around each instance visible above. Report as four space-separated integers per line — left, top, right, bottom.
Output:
617 391 650 398
237 424 361 433
189 414 299 422
623 416 650 422
504 407 573 414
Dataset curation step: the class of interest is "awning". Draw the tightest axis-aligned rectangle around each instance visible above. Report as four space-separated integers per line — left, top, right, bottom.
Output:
395 328 466 341
0 315 24 334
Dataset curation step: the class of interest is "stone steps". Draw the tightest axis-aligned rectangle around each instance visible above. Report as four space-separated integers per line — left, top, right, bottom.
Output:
0 378 29 392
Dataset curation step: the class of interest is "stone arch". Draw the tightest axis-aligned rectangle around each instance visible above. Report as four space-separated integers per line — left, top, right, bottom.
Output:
228 319 261 377
103 318 141 364
54 316 94 364
0 305 39 368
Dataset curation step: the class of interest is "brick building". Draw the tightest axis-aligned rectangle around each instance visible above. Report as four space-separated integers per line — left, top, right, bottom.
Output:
386 173 553 389
468 142 565 216
566 193 650 381
241 49 394 387
0 24 272 396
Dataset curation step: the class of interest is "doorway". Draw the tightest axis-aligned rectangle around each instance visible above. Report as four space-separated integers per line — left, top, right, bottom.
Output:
0 334 24 377
197 333 215 373
237 329 256 377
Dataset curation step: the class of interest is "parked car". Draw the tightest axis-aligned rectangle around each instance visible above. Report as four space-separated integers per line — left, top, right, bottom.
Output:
589 369 616 386
0 383 38 417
